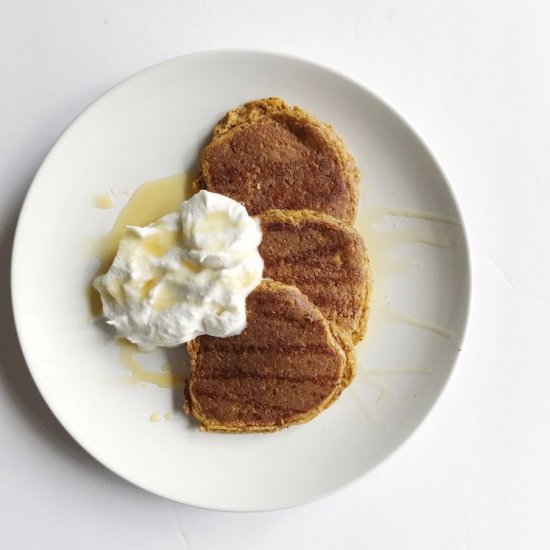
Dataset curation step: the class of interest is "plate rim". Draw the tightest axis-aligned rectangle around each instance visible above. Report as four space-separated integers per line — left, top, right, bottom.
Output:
11 48 472 512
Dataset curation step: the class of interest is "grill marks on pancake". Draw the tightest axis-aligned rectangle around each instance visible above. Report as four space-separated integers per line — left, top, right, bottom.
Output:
194 344 340 379
185 99 370 432
204 119 345 216
259 211 369 340
194 377 339 418
187 281 346 431
201 99 359 223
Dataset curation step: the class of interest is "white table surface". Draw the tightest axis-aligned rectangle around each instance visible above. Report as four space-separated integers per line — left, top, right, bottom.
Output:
1 1 548 548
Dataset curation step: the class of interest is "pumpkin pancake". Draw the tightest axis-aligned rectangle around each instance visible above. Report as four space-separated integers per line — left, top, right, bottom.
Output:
259 209 371 343
196 98 360 224
185 280 355 433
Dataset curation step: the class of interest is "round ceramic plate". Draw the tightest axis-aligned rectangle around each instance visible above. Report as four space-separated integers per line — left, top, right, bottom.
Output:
12 51 470 511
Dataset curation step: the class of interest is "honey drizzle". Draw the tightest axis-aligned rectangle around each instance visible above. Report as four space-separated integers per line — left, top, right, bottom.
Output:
115 339 184 389
93 193 114 209
352 205 460 421
355 205 457 339
88 172 196 317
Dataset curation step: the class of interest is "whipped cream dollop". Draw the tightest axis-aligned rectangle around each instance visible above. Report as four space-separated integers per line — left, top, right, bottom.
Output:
94 190 263 350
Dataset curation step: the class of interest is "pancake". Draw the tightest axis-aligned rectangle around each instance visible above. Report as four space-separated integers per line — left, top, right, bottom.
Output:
185 280 355 433
259 209 371 344
197 98 360 224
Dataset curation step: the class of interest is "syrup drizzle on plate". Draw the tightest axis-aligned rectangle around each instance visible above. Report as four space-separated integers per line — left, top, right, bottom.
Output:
89 176 462 423
352 206 461 422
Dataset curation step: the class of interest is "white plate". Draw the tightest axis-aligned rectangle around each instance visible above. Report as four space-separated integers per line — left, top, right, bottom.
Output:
12 50 470 511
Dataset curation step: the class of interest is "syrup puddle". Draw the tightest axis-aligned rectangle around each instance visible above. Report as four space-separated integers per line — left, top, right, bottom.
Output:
93 193 115 209
148 412 175 424
89 173 195 391
88 172 196 317
112 340 185 389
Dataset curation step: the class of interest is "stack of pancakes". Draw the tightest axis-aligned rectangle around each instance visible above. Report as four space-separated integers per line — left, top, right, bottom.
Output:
185 98 371 432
